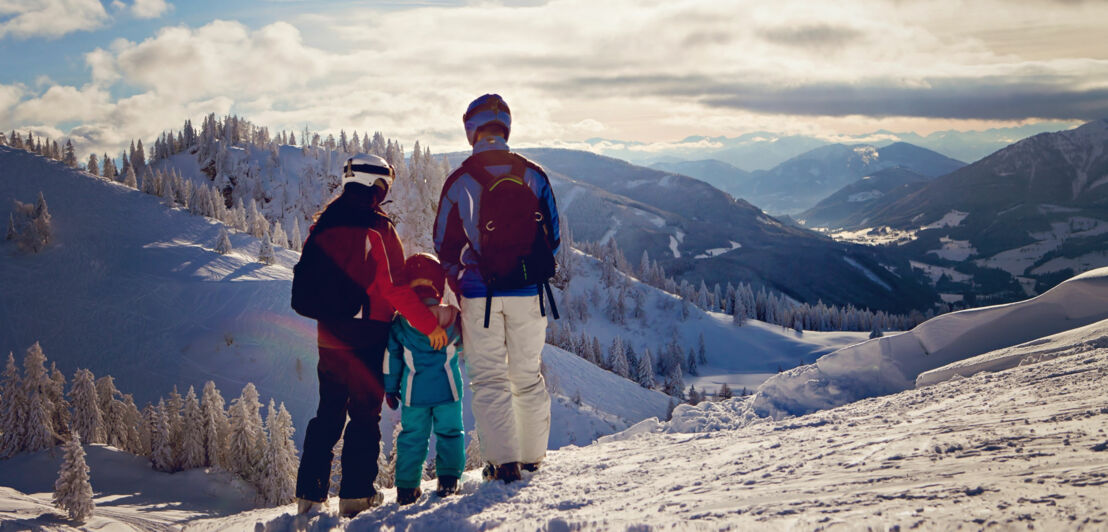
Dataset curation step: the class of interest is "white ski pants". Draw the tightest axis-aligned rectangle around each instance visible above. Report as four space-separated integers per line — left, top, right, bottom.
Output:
461 294 551 466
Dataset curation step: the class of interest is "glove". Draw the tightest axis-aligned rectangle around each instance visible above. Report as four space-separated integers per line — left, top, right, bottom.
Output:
386 392 400 410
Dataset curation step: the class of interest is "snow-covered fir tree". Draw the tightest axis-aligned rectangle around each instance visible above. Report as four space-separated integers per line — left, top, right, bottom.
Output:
95 376 122 448
258 400 297 506
86 153 99 176
23 342 57 452
609 337 630 379
164 386 184 469
149 399 174 472
47 363 71 440
214 227 233 255
227 383 265 483
271 220 288 249
257 231 276 265
53 433 94 523
200 381 229 468
0 352 26 457
69 369 104 444
636 348 656 389
123 165 138 189
180 386 205 470
686 347 698 376
120 394 145 455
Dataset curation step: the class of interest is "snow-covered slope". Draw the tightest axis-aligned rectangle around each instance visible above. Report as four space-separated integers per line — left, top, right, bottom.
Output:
555 248 871 393
752 267 1108 417
0 146 669 452
197 315 1108 530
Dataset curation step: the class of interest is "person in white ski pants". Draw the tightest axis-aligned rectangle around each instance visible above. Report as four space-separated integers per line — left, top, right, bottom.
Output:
433 94 560 482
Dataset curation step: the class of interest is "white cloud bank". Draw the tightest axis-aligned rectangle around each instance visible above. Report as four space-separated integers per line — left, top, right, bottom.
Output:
0 0 109 39
3 0 1108 158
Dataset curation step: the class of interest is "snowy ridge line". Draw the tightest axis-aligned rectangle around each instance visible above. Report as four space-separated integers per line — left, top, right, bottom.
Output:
602 266 1108 438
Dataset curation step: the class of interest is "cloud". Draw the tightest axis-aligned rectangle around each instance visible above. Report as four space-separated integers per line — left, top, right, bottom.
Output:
100 20 333 99
5 0 1108 160
0 0 109 39
131 0 171 19
758 24 864 48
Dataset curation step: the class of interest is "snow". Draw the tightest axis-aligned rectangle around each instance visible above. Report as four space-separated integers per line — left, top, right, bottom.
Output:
200 329 1108 530
693 240 741 259
847 190 883 202
916 316 1108 387
1032 250 1108 275
927 236 976 261
843 256 892 291
631 208 665 228
921 210 969 230
910 260 972 284
752 266 1108 418
827 226 918 246
939 293 964 303
979 239 1063 277
668 235 681 258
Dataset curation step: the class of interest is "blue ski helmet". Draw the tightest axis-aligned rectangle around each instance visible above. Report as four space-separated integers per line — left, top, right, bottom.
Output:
463 94 511 145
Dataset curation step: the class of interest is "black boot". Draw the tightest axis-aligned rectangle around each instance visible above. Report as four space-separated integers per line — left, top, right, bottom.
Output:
521 462 540 473
396 486 422 506
436 475 459 497
494 462 522 483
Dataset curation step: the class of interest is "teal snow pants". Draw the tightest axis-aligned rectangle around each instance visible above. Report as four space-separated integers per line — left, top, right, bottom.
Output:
395 400 465 489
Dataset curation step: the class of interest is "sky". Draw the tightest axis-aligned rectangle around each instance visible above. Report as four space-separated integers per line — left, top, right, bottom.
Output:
1 0 1106 159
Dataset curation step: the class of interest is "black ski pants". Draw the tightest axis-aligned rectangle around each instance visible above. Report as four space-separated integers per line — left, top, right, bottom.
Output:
295 318 390 501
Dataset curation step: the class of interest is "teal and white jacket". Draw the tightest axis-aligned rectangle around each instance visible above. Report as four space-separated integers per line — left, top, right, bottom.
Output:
384 313 463 407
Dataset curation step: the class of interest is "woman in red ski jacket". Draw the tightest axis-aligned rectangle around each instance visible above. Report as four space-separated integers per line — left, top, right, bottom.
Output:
294 154 447 517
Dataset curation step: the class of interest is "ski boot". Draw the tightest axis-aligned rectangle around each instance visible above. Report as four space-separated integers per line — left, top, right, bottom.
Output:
482 461 522 484
396 486 422 505
296 498 324 515
339 492 383 518
522 462 541 473
436 475 459 497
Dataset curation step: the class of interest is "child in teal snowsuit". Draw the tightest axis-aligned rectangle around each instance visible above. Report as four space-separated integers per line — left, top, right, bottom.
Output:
385 253 465 505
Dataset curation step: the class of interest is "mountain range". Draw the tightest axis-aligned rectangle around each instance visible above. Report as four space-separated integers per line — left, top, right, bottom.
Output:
515 148 938 314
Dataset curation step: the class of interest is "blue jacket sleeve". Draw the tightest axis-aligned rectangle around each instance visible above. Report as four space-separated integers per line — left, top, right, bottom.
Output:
433 177 466 283
532 167 561 256
384 324 404 395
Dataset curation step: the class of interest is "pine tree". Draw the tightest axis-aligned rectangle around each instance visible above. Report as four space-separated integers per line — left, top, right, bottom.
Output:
95 376 121 447
180 386 205 470
149 399 174 472
69 370 103 445
86 153 99 176
718 382 734 400
290 219 303 252
0 352 27 457
686 347 698 376
664 363 684 400
200 381 229 468
48 363 71 440
248 199 268 238
227 383 264 482
53 433 94 523
165 387 184 470
608 337 630 379
214 227 233 255
635 348 656 389
259 400 297 505
120 394 144 455
271 220 288 248
101 154 116 181
687 385 701 405
23 342 57 452
257 231 276 265
63 140 77 167
123 165 138 189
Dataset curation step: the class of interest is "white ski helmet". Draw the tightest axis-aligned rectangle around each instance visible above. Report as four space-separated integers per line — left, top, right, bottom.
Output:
343 154 394 192
463 93 511 145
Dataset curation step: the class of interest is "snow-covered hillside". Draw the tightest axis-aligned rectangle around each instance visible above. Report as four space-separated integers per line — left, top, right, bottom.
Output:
753 267 1108 417
158 307 1108 530
0 146 671 454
